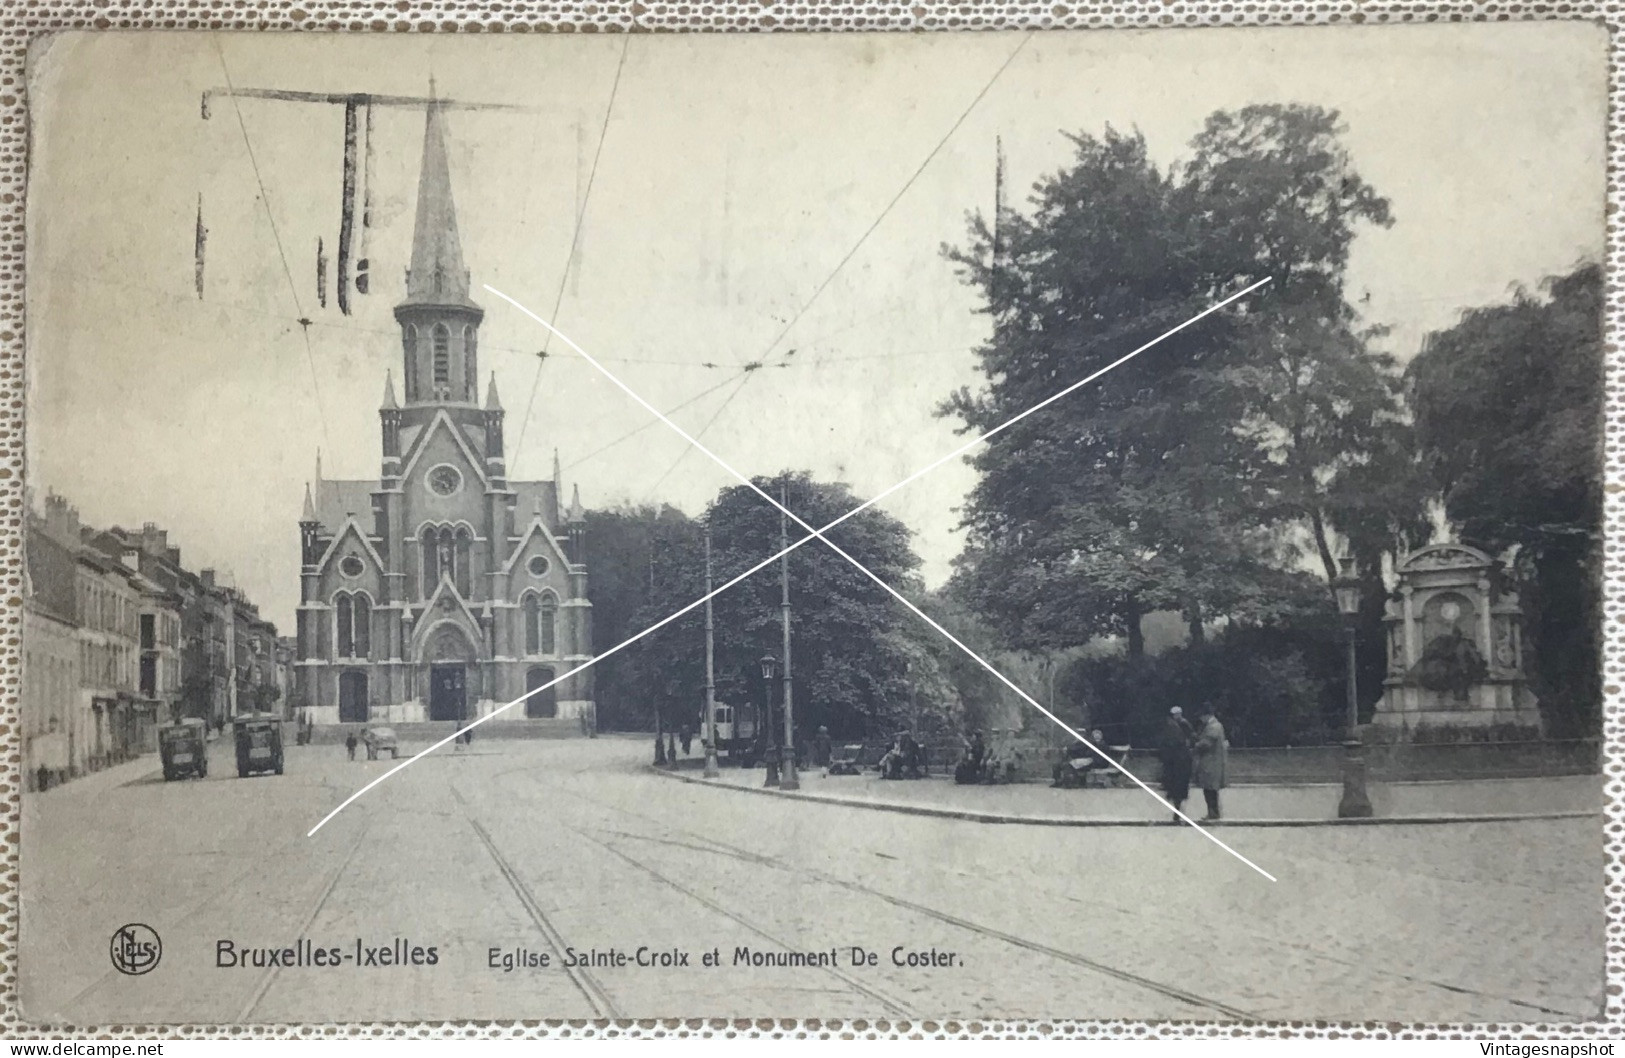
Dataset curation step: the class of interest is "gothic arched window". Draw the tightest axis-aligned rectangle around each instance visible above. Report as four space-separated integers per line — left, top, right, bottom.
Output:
539 593 557 655
439 526 457 590
523 592 557 656
352 594 371 658
455 527 472 596
335 594 354 658
432 325 450 387
402 325 418 400
523 593 540 656
463 326 477 398
421 526 439 592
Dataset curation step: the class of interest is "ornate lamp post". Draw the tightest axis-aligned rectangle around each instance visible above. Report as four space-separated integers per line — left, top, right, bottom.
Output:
1335 557 1374 819
777 493 800 792
702 524 720 778
760 654 781 788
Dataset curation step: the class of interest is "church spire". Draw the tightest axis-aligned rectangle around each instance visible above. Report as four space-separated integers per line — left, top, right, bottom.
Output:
381 370 399 410
301 482 317 524
484 371 502 411
400 97 474 309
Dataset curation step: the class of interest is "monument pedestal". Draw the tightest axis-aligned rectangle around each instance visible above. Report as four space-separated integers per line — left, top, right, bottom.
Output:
1371 544 1541 741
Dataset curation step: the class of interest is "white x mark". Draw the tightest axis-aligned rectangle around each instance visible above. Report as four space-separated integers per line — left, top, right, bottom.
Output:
309 275 1274 888
482 281 1277 881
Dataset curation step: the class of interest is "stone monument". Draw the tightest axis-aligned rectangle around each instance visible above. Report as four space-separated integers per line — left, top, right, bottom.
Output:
1373 543 1542 736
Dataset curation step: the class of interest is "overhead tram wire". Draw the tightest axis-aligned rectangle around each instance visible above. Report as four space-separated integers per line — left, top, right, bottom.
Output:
514 35 632 471
645 372 754 494
564 368 755 472
641 30 1035 494
210 33 332 452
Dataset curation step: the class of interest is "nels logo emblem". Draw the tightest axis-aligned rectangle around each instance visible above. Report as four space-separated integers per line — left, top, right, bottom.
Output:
110 923 161 976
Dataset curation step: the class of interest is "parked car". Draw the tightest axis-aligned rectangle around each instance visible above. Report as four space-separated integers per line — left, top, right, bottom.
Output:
232 713 284 778
364 726 399 760
159 718 209 781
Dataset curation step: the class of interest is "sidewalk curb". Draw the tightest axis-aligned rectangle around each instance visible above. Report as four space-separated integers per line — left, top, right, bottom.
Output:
650 767 1600 828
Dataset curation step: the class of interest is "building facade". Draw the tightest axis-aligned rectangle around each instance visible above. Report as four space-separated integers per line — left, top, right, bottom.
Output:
294 102 594 729
85 524 185 729
23 496 83 790
23 493 285 791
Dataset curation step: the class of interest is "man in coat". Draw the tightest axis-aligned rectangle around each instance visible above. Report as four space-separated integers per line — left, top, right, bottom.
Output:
1159 707 1195 820
1192 707 1229 821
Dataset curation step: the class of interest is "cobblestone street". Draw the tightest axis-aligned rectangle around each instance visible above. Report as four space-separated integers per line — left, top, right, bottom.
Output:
20 736 1604 1025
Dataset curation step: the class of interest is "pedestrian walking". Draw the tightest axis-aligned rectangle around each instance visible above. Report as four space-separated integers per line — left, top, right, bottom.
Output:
1159 707 1195 820
1191 706 1228 821
345 732 357 761
681 725 693 756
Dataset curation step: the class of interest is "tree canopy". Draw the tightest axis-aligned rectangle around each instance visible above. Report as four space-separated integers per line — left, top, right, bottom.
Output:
1408 263 1603 735
942 104 1423 661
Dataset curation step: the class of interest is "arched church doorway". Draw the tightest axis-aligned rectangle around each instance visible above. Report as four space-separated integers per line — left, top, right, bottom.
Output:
424 624 477 722
525 667 557 719
429 665 466 722
339 671 368 723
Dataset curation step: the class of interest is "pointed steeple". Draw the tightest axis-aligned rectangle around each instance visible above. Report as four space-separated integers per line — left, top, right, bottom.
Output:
401 98 474 309
484 372 502 411
381 370 399 410
568 484 586 523
301 483 317 524
553 448 562 485
315 449 324 483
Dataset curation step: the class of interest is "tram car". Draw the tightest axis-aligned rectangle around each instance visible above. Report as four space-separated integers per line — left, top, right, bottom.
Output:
704 701 759 764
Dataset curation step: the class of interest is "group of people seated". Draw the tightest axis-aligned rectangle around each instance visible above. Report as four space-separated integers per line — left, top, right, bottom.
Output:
953 730 1024 785
1049 729 1117 788
877 731 927 780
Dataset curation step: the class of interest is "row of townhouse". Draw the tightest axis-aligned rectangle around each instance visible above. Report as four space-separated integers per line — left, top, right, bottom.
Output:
23 490 289 792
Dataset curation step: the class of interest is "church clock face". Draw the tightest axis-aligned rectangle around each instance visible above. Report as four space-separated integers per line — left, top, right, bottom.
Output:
427 464 463 497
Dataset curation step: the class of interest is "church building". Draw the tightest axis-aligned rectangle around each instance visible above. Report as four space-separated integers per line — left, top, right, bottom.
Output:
294 103 594 730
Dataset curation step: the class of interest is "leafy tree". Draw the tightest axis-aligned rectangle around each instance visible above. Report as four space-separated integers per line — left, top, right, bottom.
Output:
1185 106 1428 589
590 473 933 743
943 126 1279 656
1408 263 1604 735
700 471 924 740
943 105 1418 666
584 503 702 732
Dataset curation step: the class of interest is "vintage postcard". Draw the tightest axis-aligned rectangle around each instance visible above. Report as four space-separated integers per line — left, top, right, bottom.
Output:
18 25 1607 1026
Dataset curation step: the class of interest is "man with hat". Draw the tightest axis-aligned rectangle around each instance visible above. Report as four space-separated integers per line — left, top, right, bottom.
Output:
1191 705 1229 821
1159 707 1195 820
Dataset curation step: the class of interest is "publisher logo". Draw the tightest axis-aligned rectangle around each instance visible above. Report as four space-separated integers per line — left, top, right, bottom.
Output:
110 923 161 976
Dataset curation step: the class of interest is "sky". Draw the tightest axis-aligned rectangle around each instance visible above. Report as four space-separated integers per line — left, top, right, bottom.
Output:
24 25 1607 632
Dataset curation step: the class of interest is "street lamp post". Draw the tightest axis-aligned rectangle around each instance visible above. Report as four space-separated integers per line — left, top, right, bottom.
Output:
702 524 720 779
760 654 781 788
1335 556 1374 819
777 493 800 791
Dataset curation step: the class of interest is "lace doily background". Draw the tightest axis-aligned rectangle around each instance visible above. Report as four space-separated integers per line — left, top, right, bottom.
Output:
0 1 1618 1042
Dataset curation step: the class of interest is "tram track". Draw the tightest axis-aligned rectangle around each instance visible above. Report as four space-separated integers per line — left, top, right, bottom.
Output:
450 784 621 1019
563 821 921 1019
54 760 374 1019
500 766 1255 1021
238 819 374 1022
560 772 1596 1022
